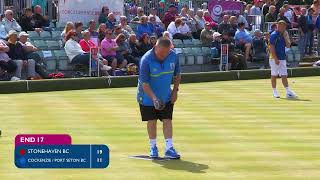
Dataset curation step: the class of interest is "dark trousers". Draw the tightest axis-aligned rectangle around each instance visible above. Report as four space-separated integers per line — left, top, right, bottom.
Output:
173 33 191 40
26 52 49 78
192 30 202 39
0 60 17 73
229 52 247 70
306 31 314 55
71 53 90 65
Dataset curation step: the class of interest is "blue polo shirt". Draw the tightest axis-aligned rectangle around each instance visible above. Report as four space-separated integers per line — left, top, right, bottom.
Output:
270 31 286 60
137 48 181 106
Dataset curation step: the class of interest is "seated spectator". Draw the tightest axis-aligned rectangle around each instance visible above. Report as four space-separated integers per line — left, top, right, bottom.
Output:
74 22 83 43
136 16 154 39
236 13 249 28
79 30 109 73
32 5 51 31
292 6 301 28
167 18 189 40
180 7 189 19
128 34 141 58
244 4 253 19
203 10 217 29
163 31 174 49
250 0 263 15
3 10 22 34
277 7 291 28
19 8 42 32
97 23 107 44
178 17 192 38
200 22 214 46
218 15 231 34
32 0 47 14
235 22 252 61
131 7 145 24
262 0 272 16
61 22 74 45
88 20 98 36
0 16 8 40
150 36 157 47
119 16 134 34
265 5 277 22
138 33 152 55
194 9 205 30
221 32 247 70
114 25 130 40
98 6 110 24
149 8 162 24
0 39 20 80
229 16 238 37
87 20 99 45
18 31 49 78
64 30 90 66
252 29 269 68
162 5 178 28
106 13 117 30
6 30 37 80
149 16 164 38
79 30 97 53
187 9 201 39
283 4 293 24
116 33 138 65
101 29 123 71
211 32 222 57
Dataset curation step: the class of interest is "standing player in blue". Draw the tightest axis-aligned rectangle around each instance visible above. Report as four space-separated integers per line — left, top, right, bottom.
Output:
137 37 181 159
269 20 297 99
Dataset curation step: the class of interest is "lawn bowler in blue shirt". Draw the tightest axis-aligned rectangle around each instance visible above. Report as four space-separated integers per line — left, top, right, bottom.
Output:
137 37 181 159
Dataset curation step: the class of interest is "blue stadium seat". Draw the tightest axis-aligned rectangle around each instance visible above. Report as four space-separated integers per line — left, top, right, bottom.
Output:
53 50 72 71
33 40 48 50
192 39 201 47
192 48 204 65
183 48 195 65
183 39 193 47
27 31 41 40
40 31 52 40
46 41 61 50
56 22 66 31
51 31 62 40
40 50 56 71
173 39 183 48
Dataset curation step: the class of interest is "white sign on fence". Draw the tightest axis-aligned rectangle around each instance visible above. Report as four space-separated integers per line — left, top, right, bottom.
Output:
58 0 124 24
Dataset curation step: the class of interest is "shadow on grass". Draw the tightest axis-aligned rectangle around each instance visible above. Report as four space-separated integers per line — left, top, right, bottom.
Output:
279 98 312 102
152 159 209 173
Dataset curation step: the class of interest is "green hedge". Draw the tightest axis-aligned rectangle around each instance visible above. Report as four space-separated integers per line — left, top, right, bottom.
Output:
0 67 319 94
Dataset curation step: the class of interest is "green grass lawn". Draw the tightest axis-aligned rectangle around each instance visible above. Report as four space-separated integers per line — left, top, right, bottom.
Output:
0 76 320 180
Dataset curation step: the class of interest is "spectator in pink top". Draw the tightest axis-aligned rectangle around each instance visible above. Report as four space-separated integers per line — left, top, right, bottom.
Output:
101 29 127 70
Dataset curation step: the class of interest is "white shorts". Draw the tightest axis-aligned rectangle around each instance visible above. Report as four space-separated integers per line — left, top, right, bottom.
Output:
269 59 288 76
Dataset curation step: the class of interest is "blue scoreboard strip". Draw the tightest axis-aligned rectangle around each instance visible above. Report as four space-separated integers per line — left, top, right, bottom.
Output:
15 145 109 168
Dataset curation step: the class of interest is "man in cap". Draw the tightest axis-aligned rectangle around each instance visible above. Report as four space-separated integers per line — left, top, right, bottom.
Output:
269 20 297 98
162 5 178 28
200 22 214 46
6 30 38 80
18 31 49 78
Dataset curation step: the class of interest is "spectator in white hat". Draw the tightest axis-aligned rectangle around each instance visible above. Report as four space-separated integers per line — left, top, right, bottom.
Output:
7 30 38 80
18 31 49 78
